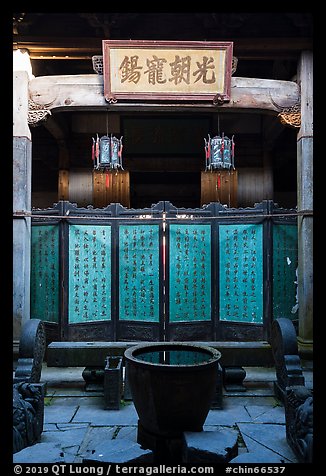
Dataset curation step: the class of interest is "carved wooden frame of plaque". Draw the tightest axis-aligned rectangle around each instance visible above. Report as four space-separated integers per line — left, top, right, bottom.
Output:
102 40 233 103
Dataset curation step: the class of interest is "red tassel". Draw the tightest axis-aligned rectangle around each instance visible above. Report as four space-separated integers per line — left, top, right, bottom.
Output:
106 173 110 188
91 142 95 161
207 142 211 159
217 175 221 189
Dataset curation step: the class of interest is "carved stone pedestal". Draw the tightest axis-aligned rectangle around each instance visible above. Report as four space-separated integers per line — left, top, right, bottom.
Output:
13 382 46 454
271 317 305 402
284 385 313 463
14 319 46 384
271 317 313 463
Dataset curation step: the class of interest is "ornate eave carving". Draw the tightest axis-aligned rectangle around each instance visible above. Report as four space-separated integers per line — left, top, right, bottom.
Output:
28 98 53 126
277 105 301 129
270 95 301 129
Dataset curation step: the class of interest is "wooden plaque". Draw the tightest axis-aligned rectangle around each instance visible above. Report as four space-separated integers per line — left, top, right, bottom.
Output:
103 40 233 102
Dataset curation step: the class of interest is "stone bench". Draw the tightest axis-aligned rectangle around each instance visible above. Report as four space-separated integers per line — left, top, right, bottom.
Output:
46 340 273 367
45 340 273 410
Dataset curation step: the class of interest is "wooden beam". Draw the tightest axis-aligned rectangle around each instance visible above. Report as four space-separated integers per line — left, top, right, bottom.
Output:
28 74 300 114
14 36 312 60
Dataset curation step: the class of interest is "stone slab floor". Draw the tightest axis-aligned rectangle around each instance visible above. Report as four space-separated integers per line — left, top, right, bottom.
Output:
13 362 313 464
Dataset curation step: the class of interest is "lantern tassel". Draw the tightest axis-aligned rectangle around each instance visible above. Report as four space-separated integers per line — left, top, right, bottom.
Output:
91 137 95 162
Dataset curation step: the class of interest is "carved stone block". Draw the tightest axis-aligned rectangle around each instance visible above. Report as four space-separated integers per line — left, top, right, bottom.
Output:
103 356 123 410
14 319 46 384
271 318 305 402
13 382 46 454
223 366 247 392
82 366 105 391
284 385 313 463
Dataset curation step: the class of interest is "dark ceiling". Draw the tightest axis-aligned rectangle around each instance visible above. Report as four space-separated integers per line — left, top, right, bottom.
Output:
13 12 313 38
14 12 310 209
13 12 313 79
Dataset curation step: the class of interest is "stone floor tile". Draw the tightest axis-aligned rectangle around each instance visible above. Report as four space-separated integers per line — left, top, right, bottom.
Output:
237 423 298 463
184 428 239 463
72 401 138 425
245 404 285 423
230 449 288 463
205 406 252 426
78 426 118 459
44 404 79 424
13 442 65 463
83 439 153 464
41 425 89 449
115 426 138 441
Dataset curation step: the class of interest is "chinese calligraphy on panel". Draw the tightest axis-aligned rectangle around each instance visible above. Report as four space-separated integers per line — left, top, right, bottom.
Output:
169 224 211 322
119 225 160 322
219 224 263 324
31 225 59 323
68 225 111 323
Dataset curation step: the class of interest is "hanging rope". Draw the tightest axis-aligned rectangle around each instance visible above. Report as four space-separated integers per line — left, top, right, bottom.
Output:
13 210 313 221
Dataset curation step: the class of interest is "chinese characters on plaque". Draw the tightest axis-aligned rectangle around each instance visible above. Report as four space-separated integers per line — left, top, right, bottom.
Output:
31 225 59 323
169 224 211 322
103 41 232 101
273 224 298 320
119 225 160 322
68 225 111 323
219 224 263 324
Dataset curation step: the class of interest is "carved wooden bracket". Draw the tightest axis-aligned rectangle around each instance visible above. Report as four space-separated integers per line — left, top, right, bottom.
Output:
270 94 301 129
277 106 301 129
28 98 53 126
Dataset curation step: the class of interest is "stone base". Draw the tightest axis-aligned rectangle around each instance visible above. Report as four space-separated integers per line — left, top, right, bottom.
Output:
13 382 46 454
103 356 123 410
137 422 239 463
297 337 313 360
137 420 184 463
183 428 239 463
223 366 247 392
82 366 104 392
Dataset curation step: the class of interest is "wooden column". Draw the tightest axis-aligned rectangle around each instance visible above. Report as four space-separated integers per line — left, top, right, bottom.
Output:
13 62 32 342
296 51 313 357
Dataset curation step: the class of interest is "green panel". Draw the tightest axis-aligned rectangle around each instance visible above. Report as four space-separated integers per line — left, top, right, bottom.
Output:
68 225 111 323
31 225 59 323
219 224 263 324
273 224 298 320
169 224 211 322
119 225 160 322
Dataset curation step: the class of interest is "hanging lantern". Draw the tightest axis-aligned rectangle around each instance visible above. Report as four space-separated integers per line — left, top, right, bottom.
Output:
204 133 235 171
92 134 124 170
